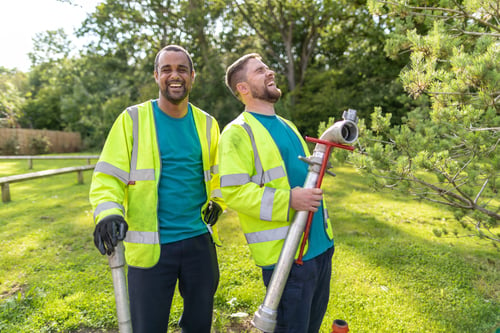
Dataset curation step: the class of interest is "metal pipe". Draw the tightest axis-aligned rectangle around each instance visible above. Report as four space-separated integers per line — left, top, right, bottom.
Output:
252 110 358 332
107 241 132 333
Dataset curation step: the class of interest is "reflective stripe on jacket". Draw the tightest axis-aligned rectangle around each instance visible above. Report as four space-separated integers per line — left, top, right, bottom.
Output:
219 112 333 267
89 100 225 268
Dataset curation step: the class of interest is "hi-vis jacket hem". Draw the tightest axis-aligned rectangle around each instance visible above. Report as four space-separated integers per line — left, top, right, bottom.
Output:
219 112 333 267
89 100 225 268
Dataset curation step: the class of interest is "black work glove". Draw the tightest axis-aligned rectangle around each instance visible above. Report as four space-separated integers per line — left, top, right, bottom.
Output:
93 215 128 255
203 201 222 226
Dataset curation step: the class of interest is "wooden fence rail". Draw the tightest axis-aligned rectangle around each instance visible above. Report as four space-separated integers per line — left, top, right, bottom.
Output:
0 164 95 203
0 155 100 169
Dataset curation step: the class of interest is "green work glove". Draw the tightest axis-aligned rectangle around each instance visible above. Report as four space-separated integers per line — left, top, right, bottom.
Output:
93 215 128 255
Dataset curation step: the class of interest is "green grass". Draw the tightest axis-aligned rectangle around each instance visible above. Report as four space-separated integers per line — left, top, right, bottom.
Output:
0 158 498 332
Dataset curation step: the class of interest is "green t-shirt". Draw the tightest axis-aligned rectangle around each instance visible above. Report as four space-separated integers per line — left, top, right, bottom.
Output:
251 112 333 262
153 100 207 244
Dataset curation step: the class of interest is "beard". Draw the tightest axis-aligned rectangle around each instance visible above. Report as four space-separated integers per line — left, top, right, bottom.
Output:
160 83 189 105
251 84 281 103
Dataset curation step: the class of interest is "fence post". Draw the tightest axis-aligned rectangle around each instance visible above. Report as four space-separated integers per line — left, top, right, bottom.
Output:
28 158 33 169
1 183 11 203
77 170 84 184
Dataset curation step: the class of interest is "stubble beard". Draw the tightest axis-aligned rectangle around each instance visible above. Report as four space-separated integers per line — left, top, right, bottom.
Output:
251 84 281 104
160 85 189 105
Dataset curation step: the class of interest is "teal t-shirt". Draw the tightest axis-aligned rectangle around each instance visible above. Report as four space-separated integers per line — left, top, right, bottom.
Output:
250 112 333 261
153 100 207 244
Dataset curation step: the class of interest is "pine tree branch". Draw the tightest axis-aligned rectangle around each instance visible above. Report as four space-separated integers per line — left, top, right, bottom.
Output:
376 1 500 32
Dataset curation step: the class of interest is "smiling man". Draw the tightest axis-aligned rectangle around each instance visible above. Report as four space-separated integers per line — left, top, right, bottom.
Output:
218 53 335 332
89 45 225 333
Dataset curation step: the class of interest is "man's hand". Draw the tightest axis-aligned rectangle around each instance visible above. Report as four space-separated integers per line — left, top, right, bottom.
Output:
203 201 222 226
93 215 128 255
290 187 323 212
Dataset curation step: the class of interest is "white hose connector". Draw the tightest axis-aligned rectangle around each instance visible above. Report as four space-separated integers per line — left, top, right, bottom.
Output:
320 109 358 144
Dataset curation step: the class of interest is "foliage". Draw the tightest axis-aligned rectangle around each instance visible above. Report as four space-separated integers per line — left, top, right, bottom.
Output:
10 0 415 148
0 136 20 155
20 60 70 130
0 160 498 332
223 1 401 134
28 29 72 68
0 68 27 128
19 32 146 148
352 1 500 242
227 0 342 92
293 2 415 136
28 135 51 155
75 0 237 128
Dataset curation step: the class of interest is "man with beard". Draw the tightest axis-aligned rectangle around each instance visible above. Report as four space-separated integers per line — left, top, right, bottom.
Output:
218 53 334 332
89 45 225 333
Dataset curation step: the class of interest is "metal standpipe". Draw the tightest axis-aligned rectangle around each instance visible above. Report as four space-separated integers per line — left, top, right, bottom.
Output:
107 241 133 333
252 110 358 332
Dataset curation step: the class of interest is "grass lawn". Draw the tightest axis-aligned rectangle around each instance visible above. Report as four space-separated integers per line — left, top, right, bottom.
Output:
0 157 498 332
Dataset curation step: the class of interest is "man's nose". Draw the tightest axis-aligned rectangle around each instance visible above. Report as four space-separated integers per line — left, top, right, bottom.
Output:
170 70 181 79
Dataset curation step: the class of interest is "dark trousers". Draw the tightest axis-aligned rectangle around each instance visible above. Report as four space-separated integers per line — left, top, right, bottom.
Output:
128 233 219 333
262 246 334 333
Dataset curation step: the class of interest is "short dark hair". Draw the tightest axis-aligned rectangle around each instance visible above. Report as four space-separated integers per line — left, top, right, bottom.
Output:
154 45 194 73
225 53 261 100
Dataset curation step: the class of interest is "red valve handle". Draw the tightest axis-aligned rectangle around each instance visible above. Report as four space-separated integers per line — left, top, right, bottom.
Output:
295 137 354 265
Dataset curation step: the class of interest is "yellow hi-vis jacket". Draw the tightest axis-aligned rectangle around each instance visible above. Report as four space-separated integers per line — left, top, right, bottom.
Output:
218 112 333 267
89 100 225 268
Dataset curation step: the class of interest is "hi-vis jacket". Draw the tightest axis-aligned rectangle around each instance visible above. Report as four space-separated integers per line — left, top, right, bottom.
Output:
218 112 333 267
89 100 225 268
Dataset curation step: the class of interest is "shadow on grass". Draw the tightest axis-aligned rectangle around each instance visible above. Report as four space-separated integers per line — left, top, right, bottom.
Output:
323 167 499 332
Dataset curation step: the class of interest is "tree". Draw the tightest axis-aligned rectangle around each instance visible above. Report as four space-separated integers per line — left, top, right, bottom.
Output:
228 0 341 95
225 1 422 137
0 68 27 128
354 0 500 242
28 29 72 67
21 63 67 130
21 30 76 130
292 1 418 136
20 30 136 147
77 0 237 130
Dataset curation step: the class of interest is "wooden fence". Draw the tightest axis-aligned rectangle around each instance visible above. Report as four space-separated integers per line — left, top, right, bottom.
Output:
0 155 100 169
0 128 82 154
0 164 95 203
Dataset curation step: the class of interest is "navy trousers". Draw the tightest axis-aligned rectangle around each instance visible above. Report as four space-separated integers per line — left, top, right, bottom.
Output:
262 246 334 333
128 233 219 333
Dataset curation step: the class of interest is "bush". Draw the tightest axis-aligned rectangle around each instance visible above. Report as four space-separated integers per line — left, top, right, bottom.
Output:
0 136 20 155
28 135 51 154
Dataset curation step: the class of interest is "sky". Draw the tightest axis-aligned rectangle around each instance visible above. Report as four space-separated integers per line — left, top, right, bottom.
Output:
0 0 101 72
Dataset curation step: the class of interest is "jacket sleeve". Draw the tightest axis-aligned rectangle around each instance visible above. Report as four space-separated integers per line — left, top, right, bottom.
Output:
209 117 226 211
218 123 291 222
89 110 133 223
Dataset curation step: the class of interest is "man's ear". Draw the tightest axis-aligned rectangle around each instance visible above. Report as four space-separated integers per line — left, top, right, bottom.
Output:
236 82 248 96
192 70 196 84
